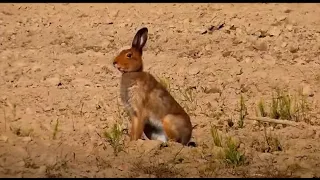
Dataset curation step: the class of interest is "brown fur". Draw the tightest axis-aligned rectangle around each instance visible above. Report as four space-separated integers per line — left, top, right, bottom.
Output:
113 27 193 145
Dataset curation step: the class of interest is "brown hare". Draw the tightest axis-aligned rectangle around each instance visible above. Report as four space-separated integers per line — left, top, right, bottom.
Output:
113 27 193 145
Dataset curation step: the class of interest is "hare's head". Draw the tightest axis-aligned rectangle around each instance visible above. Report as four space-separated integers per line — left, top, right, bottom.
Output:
113 27 148 73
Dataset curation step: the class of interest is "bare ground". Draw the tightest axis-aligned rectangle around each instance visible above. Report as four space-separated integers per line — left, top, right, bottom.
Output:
1 3 320 178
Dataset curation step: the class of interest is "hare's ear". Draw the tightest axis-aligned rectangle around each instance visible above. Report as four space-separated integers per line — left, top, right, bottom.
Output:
132 27 148 53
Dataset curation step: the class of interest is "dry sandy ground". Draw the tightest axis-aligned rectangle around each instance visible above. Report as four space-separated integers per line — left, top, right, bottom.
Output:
1 3 320 178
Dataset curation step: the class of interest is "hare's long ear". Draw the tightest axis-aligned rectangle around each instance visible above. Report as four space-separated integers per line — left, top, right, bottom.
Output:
132 27 148 53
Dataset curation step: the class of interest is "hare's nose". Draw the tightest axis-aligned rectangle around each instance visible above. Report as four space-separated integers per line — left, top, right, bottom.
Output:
113 61 117 66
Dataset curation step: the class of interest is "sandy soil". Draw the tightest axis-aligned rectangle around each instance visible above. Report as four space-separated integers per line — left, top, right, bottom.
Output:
1 3 320 178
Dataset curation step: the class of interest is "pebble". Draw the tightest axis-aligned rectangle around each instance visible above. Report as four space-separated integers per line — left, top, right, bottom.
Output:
286 24 293 31
289 45 299 53
16 160 26 167
258 153 273 162
189 67 200 75
204 44 211 51
263 54 276 65
277 16 287 21
195 27 207 34
22 137 32 142
45 77 61 86
254 41 268 51
72 78 93 87
281 42 287 48
0 135 8 142
302 84 314 97
25 107 33 115
37 166 47 175
183 18 192 24
43 106 53 112
269 27 281 37
300 172 314 178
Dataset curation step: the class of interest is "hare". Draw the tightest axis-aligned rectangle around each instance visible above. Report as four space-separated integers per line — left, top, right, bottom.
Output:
113 27 193 145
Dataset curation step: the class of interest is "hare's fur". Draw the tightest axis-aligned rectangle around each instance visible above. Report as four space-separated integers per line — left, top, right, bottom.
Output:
113 27 193 145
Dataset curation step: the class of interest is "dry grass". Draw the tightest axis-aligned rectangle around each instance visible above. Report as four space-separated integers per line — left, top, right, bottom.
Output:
52 118 59 140
210 126 246 167
238 94 247 128
257 89 311 122
104 122 125 156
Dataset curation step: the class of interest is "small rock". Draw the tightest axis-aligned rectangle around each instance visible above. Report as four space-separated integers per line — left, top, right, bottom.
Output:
16 160 26 167
281 42 287 48
46 77 61 86
37 166 47 175
277 16 287 21
117 164 128 171
253 120 260 126
286 24 293 31
204 44 211 51
32 65 42 72
289 45 299 53
222 51 231 57
61 42 66 46
110 10 119 18
263 54 276 65
259 153 273 162
189 67 200 75
183 18 191 24
25 108 33 115
0 135 8 142
302 84 314 97
44 106 53 112
195 27 207 34
254 41 268 51
269 27 281 37
300 172 314 178
141 140 163 153
72 78 93 87
22 137 32 142
243 57 251 63
284 9 292 13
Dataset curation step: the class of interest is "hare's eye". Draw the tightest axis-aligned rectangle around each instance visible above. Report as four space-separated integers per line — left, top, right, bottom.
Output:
126 53 132 58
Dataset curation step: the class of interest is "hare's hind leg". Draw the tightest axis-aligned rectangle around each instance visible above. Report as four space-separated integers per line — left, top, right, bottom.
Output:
163 114 192 145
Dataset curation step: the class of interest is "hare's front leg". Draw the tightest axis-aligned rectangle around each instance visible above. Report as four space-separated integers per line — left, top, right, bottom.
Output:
130 116 145 141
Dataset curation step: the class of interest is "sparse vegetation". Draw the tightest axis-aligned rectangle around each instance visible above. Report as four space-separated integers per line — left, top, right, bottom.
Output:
104 122 125 156
211 126 222 147
53 119 59 140
258 99 268 117
257 89 310 122
263 128 282 152
210 126 246 166
238 94 247 128
224 137 246 166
